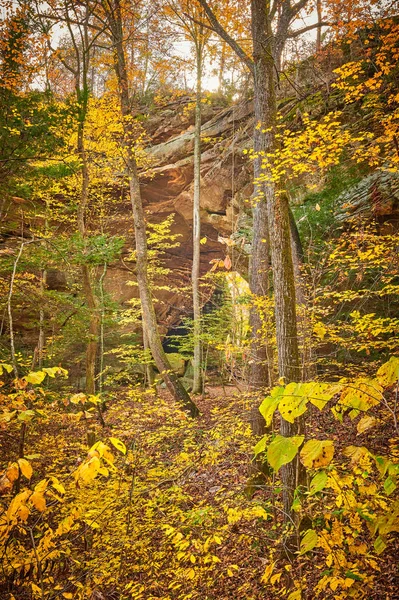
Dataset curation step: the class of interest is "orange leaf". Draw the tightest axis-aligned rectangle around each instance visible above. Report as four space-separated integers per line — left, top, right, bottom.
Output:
18 458 32 480
30 492 46 512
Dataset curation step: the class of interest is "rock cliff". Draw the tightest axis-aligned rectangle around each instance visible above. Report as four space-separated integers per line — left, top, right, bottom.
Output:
103 96 255 332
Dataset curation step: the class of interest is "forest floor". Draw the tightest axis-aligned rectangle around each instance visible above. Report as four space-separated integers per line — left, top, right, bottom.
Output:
1 383 399 599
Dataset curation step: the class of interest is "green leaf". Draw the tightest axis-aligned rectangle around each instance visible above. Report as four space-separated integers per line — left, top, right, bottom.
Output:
376 356 399 386
269 382 337 425
374 455 390 476
18 410 36 422
267 435 304 472
254 434 268 456
309 470 328 495
259 387 284 426
25 371 46 385
291 492 301 512
300 439 334 469
384 476 396 496
299 529 318 555
109 437 126 455
344 571 363 582
0 363 13 375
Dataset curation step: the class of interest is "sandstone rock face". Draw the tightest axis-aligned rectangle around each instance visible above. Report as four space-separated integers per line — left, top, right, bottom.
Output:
103 97 254 332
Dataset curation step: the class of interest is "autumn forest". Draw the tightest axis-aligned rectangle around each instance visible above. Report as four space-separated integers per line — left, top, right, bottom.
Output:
1 0 399 598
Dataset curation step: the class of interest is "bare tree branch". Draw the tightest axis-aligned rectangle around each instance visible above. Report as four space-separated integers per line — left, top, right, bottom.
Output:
196 0 254 74
288 21 333 38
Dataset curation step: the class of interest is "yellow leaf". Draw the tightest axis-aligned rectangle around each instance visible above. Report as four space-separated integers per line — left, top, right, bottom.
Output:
0 363 13 375
339 379 382 414
376 357 399 386
212 555 220 563
261 561 275 584
109 437 126 455
343 445 370 465
75 456 101 483
32 583 42 595
62 594 73 599
313 322 327 340
299 529 318 554
7 490 30 522
200 237 207 244
18 458 32 480
34 479 48 493
70 393 86 404
315 203 321 211
30 492 46 512
271 573 282 584
357 415 377 434
24 371 46 385
51 478 65 495
300 439 334 469
267 435 304 471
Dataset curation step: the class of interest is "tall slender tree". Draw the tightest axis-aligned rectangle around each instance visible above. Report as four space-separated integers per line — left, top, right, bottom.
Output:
162 0 211 393
100 0 199 416
196 0 330 520
36 1 102 400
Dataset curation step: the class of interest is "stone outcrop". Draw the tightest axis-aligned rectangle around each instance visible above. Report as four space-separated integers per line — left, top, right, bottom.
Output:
103 97 255 332
335 171 399 229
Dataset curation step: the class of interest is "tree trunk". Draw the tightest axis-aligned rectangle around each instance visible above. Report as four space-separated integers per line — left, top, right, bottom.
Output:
76 116 100 399
251 0 304 520
316 0 322 53
267 191 304 518
32 269 47 371
109 0 199 416
248 0 276 436
143 326 155 387
192 44 203 395
7 241 25 378
198 0 312 533
128 156 198 415
99 262 107 393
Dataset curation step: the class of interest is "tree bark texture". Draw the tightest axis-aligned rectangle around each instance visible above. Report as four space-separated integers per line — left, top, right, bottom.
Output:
192 43 203 395
252 0 305 520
